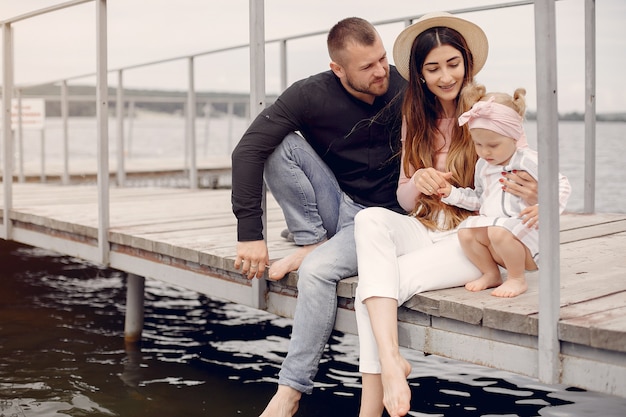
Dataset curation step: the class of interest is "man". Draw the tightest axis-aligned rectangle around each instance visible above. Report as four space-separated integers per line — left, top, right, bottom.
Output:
231 17 406 417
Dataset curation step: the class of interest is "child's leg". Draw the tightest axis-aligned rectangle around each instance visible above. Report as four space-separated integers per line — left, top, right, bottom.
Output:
458 228 503 292
487 227 533 297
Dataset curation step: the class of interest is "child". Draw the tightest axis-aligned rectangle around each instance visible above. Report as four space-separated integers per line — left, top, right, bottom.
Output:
439 83 571 297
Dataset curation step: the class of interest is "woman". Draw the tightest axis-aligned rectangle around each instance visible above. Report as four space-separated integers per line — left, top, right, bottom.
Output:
354 12 538 417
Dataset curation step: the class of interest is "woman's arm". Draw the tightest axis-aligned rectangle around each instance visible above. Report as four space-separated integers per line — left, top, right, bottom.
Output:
396 118 455 211
397 153 421 212
396 120 420 212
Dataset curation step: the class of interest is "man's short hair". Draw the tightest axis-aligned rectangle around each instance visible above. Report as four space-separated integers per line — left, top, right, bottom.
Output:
327 17 378 64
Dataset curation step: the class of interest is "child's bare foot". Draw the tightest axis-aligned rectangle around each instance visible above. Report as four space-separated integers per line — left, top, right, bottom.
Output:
259 385 301 417
465 272 502 292
380 354 412 417
491 276 527 297
268 240 326 280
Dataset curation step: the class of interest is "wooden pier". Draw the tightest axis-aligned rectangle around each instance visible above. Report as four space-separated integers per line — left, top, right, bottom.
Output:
1 182 625 398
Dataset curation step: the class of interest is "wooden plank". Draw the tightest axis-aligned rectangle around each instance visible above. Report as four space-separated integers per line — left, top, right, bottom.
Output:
559 291 626 352
561 219 626 243
559 212 626 230
560 305 626 352
560 291 626 320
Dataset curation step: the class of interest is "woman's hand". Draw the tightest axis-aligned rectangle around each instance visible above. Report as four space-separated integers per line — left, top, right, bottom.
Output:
501 170 538 206
520 204 539 229
414 168 452 196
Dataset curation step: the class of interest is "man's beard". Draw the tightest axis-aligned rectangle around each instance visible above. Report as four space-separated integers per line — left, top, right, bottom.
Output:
345 73 389 97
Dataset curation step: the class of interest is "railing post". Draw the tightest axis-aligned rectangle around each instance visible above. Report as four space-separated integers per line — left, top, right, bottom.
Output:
16 90 24 183
249 0 267 310
2 22 14 240
203 101 211 156
2 23 13 240
227 101 234 154
186 56 198 189
534 0 561 385
127 100 134 157
116 69 126 186
96 0 110 265
61 80 70 185
40 129 46 182
583 0 596 214
279 39 287 92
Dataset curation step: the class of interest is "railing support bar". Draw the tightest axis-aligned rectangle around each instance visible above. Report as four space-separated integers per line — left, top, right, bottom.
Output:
279 39 287 92
16 90 24 183
249 0 267 310
116 69 126 186
187 56 198 189
534 0 561 385
2 23 14 239
583 0 596 213
61 80 70 184
40 129 46 182
96 0 110 265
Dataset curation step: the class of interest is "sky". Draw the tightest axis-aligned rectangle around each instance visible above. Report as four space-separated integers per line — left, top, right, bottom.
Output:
1 0 625 114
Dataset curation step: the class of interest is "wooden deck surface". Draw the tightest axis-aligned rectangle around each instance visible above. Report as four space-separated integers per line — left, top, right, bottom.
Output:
1 183 625 397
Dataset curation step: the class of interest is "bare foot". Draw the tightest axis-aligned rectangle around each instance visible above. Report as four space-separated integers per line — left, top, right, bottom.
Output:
491 275 528 297
268 240 326 281
259 385 301 417
465 272 503 292
380 353 412 417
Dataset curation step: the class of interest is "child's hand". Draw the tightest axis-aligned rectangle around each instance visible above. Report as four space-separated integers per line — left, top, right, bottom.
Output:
432 171 453 197
415 169 452 196
520 204 539 229
438 178 452 198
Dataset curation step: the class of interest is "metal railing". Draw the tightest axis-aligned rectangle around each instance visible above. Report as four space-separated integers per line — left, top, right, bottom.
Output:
5 1 595 198
12 90 252 183
0 0 599 387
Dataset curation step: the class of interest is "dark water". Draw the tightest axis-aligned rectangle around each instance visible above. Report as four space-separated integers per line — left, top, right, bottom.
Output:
1 239 625 417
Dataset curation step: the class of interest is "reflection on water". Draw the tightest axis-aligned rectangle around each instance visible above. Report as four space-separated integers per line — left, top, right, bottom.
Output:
1 239 625 417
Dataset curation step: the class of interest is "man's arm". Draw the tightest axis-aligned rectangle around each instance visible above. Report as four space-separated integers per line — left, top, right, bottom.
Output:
231 86 305 241
231 82 307 278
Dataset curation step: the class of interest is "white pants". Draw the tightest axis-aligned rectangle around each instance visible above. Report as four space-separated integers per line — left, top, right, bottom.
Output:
354 207 481 373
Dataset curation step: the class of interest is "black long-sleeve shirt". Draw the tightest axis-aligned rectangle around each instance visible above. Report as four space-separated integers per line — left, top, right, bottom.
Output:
231 66 407 241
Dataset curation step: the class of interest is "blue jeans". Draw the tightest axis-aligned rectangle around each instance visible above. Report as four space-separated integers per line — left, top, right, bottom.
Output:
265 132 364 394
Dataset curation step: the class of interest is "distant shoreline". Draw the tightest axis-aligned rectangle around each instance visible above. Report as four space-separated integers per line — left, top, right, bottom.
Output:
525 111 626 122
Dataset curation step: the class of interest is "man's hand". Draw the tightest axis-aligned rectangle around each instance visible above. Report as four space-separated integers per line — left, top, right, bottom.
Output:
235 240 270 280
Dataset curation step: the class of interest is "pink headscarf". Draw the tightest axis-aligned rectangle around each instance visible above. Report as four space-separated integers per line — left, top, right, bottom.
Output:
458 96 528 148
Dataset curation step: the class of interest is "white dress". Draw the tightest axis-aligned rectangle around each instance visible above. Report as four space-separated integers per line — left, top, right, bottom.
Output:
442 147 571 262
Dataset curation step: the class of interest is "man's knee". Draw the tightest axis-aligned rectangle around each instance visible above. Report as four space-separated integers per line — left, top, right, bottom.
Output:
296 250 346 293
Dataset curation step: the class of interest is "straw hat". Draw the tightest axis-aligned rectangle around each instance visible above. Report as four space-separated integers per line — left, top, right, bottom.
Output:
393 11 489 80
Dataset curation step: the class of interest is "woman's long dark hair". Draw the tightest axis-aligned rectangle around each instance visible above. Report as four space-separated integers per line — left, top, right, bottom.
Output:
402 26 479 231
